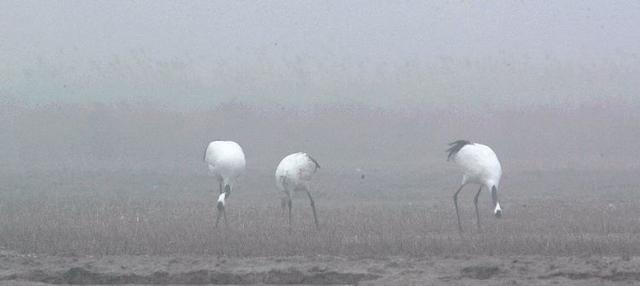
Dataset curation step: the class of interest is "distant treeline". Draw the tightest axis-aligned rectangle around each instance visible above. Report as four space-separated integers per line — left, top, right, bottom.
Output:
0 100 638 173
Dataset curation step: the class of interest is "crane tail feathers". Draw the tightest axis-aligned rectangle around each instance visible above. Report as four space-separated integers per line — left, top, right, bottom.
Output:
203 145 208 162
446 140 472 161
307 154 321 169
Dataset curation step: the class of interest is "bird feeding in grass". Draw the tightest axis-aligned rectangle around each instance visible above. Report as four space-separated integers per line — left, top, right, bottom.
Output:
203 141 246 228
447 140 503 232
276 152 321 229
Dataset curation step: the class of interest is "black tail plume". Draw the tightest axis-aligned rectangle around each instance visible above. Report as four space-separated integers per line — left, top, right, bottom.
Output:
446 140 471 161
307 154 321 169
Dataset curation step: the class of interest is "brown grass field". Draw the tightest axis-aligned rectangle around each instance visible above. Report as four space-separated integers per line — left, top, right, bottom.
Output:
1 167 640 284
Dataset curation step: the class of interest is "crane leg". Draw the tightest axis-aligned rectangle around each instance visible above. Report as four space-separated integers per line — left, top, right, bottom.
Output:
285 192 292 232
215 208 222 228
306 190 319 229
473 186 483 230
453 184 466 232
223 208 228 227
224 184 231 199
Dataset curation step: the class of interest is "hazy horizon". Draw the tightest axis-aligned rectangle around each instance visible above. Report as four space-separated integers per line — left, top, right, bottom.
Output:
1 1 639 109
1 1 639 174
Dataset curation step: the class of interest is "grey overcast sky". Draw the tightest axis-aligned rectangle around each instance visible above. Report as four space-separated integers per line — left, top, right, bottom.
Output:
1 1 639 109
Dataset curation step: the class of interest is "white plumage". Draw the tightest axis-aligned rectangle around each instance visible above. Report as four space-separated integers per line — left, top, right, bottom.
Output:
275 152 321 229
447 140 503 232
204 141 246 191
455 143 502 188
204 140 246 227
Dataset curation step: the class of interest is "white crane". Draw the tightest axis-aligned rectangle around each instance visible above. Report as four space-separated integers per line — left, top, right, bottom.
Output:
447 140 503 232
203 140 246 228
275 152 321 229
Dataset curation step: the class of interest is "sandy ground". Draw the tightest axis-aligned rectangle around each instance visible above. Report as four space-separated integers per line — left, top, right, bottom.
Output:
0 250 639 285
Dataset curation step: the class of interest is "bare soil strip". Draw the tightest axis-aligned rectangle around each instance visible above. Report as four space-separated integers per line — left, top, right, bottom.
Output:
1 250 639 285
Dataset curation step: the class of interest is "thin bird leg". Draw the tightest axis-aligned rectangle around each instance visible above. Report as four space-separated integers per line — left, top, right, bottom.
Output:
473 186 483 230
453 184 466 232
224 184 231 199
305 189 319 229
286 192 292 231
215 208 222 228
223 208 228 227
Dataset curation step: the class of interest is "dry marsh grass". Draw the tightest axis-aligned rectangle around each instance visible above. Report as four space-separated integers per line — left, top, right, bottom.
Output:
1 168 640 258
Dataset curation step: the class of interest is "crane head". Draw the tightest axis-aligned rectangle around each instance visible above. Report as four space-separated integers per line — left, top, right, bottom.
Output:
491 186 502 218
217 192 226 211
494 202 502 218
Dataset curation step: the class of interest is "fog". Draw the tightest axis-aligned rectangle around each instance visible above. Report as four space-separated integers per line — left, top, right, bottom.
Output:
1 1 639 173
1 102 638 174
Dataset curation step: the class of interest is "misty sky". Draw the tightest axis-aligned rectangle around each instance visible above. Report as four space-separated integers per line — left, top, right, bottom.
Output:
1 1 639 109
